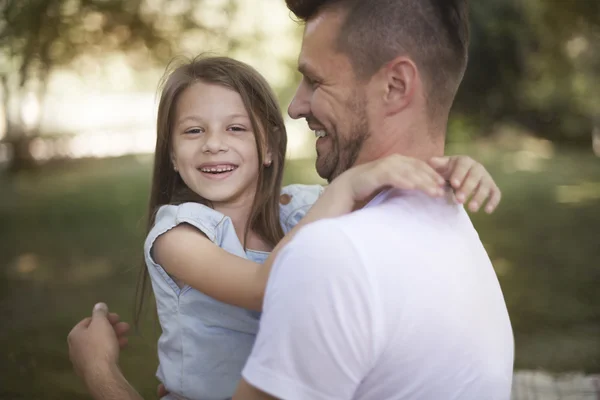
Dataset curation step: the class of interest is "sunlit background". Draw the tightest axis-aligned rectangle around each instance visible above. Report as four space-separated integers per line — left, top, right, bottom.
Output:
0 1 599 399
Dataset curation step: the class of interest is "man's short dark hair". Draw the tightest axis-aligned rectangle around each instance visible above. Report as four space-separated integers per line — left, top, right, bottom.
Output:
286 0 470 114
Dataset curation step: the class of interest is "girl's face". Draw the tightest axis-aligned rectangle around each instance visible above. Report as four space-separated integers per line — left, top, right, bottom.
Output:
171 81 269 206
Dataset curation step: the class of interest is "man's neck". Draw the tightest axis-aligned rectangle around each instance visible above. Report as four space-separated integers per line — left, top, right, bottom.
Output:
351 117 447 211
359 121 446 166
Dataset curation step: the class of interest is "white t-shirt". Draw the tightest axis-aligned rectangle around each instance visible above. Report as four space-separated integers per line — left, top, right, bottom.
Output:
242 188 514 400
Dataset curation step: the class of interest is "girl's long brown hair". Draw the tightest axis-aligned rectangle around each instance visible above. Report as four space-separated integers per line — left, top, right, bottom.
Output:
134 55 288 328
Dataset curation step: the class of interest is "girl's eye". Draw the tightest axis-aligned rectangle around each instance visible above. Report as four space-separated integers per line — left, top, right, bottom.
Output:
185 128 203 134
228 126 247 132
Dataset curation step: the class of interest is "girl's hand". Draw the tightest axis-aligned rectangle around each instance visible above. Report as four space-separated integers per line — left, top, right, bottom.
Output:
428 156 501 213
332 154 447 203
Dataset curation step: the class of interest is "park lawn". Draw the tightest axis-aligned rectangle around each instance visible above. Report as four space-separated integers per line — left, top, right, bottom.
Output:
0 147 598 399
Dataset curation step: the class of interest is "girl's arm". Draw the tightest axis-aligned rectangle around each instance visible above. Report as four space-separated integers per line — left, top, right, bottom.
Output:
154 154 500 312
152 154 443 312
153 225 265 310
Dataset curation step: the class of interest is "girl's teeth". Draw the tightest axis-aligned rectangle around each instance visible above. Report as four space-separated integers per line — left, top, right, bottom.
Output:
201 166 235 173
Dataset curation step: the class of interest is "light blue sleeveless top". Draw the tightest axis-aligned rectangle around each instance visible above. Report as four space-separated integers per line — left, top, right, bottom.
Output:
144 184 323 400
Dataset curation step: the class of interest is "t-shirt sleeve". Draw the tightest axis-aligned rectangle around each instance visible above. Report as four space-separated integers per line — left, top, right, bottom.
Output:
241 219 381 400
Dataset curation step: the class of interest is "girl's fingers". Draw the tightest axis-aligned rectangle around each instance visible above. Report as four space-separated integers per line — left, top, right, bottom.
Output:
412 170 444 197
449 158 474 189
455 166 483 203
468 183 491 212
485 186 502 213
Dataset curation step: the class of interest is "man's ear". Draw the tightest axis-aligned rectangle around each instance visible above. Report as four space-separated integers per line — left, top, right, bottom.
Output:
382 56 419 115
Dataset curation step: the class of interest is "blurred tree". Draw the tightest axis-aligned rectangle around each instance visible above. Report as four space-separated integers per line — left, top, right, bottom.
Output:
0 0 241 171
1 0 598 171
452 0 600 146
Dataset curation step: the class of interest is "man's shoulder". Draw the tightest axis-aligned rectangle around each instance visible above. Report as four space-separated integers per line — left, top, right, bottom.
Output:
330 189 415 232
358 188 466 226
283 191 409 252
286 217 358 255
272 218 369 282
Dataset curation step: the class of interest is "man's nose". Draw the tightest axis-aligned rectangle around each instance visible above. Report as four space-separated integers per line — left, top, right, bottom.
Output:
287 83 310 120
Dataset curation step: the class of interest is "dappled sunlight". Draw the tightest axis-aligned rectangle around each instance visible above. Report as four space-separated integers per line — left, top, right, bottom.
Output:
555 182 600 204
66 258 115 284
15 253 39 275
566 36 589 59
7 253 115 284
503 150 547 173
498 135 555 173
29 130 155 160
20 93 41 131
6 253 53 282
502 149 551 173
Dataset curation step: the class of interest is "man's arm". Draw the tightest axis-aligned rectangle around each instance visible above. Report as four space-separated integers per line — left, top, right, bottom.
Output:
67 303 142 400
84 364 144 400
234 219 381 400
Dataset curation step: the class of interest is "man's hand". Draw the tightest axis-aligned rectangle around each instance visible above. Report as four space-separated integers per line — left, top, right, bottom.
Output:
67 303 130 382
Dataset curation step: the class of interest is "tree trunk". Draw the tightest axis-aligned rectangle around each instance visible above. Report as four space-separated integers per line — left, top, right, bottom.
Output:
6 134 38 173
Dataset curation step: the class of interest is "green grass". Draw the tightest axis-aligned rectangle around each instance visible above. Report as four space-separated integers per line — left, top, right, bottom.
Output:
0 147 598 399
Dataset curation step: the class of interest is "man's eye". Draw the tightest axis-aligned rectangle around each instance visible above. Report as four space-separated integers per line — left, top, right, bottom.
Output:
304 75 320 88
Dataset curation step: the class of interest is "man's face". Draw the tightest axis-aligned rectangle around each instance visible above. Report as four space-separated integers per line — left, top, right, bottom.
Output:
288 9 371 182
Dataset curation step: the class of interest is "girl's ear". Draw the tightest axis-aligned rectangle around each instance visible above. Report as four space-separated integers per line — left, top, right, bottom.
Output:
262 126 275 167
263 148 273 167
171 153 179 172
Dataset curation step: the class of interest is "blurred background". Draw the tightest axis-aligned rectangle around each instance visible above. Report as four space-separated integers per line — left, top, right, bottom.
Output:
0 0 598 399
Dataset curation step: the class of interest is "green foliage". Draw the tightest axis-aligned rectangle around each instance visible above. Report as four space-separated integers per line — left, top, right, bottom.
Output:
0 0 240 74
454 0 600 143
0 0 248 171
0 0 599 156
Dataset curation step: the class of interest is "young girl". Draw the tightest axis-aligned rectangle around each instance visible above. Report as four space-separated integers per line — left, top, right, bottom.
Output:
137 56 501 400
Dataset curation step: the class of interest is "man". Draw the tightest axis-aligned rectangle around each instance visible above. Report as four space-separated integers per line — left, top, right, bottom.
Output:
68 0 514 399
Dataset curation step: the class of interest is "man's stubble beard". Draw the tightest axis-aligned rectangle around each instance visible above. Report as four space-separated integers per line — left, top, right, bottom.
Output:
317 94 370 183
